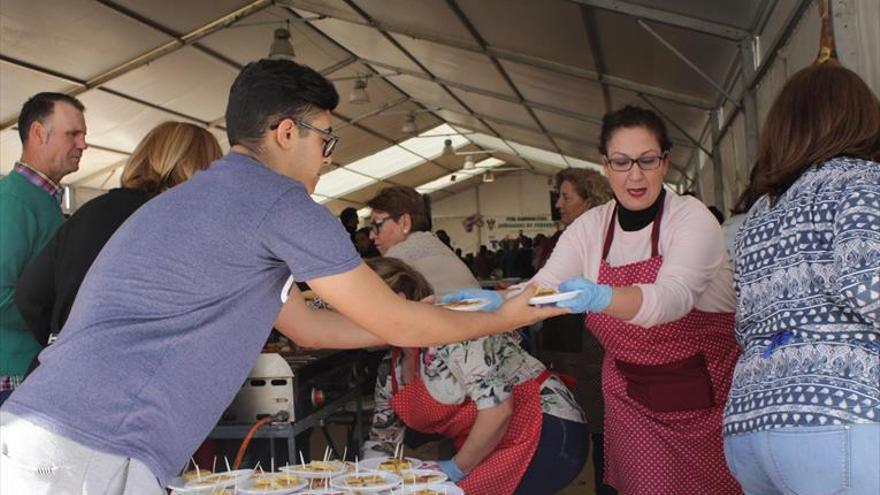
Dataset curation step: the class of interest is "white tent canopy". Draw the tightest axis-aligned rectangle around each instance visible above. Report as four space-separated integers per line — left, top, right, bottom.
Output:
2 0 877 216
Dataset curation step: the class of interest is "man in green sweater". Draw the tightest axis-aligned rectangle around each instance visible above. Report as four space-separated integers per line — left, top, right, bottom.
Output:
0 93 87 405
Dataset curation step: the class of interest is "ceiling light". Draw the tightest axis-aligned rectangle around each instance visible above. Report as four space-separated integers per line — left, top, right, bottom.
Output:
442 139 454 156
482 171 495 183
463 155 476 170
350 77 369 104
268 28 295 60
401 112 417 134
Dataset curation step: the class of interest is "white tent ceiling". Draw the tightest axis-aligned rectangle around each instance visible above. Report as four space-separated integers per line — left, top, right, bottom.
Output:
1 0 807 213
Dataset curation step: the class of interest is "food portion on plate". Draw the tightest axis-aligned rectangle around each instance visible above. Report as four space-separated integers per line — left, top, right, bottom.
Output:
281 460 351 478
437 298 489 312
359 456 423 473
534 287 558 297
528 287 582 305
378 457 415 473
330 471 402 492
238 473 308 494
184 469 252 489
400 469 447 485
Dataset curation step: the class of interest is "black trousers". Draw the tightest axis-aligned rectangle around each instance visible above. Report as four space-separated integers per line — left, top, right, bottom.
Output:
515 414 589 494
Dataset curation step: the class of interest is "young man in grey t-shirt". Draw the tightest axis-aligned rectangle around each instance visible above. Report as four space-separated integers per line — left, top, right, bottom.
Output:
1 59 562 494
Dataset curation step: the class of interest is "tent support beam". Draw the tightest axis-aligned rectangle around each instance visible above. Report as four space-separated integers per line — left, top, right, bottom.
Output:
580 5 613 113
567 0 749 40
636 19 740 107
283 0 714 111
336 0 540 173
0 0 272 130
710 110 726 212
637 94 711 157
446 0 571 168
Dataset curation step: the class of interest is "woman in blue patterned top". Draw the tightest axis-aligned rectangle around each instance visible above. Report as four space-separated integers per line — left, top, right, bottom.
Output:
724 63 880 495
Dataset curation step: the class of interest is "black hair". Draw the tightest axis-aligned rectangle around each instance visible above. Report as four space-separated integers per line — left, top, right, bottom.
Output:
18 93 85 144
340 207 358 223
225 59 339 150
598 105 672 156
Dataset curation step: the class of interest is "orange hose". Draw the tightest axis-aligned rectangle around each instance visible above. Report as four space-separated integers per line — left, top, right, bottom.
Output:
232 416 274 470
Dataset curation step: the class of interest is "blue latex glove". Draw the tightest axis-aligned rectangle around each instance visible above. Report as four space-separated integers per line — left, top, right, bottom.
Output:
439 288 503 312
436 458 467 483
556 277 613 313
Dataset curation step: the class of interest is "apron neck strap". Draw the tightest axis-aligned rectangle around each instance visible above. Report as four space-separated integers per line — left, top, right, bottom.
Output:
602 197 666 260
390 347 421 394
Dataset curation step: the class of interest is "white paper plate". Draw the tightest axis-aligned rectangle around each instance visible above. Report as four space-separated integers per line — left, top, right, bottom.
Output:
437 298 489 312
330 471 402 492
399 468 448 488
399 482 465 494
529 289 581 305
237 473 308 494
279 460 351 478
167 469 253 492
358 456 423 473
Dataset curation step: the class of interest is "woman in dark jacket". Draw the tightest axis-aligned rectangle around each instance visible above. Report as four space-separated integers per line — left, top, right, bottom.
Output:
15 121 222 366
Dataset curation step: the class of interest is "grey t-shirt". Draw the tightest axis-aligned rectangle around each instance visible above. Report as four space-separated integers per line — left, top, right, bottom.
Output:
4 152 361 484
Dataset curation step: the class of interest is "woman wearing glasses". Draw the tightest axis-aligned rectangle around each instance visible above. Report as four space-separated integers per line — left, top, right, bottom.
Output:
446 105 740 494
363 186 588 495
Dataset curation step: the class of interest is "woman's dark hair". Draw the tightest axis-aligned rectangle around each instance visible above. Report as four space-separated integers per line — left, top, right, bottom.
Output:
225 59 339 151
598 105 672 156
753 63 880 204
18 93 85 144
367 186 431 232
366 257 434 301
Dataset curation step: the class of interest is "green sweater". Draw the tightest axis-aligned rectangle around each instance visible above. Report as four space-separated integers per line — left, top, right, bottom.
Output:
0 172 64 376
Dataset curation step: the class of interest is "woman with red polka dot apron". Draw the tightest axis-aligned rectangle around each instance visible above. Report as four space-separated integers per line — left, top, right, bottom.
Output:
522 106 742 494
361 258 588 495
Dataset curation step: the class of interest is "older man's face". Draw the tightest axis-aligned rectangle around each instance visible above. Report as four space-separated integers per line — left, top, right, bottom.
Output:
36 101 88 182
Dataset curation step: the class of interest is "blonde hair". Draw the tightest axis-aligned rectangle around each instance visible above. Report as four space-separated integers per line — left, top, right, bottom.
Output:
555 168 613 208
365 257 434 301
121 121 222 197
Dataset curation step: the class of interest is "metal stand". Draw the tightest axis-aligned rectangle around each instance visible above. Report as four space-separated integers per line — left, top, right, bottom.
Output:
210 385 364 463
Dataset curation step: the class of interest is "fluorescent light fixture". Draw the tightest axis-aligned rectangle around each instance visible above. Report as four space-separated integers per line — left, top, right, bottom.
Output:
416 157 503 194
269 28 295 60
349 77 369 104
401 112 417 134
442 139 455 156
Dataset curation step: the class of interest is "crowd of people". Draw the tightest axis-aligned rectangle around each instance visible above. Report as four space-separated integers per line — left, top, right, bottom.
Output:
0 54 877 495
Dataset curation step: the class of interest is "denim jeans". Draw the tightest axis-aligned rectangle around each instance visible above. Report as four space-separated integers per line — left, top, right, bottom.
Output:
514 414 589 495
724 424 880 495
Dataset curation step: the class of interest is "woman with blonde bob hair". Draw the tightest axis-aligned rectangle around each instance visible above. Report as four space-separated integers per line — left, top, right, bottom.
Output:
723 62 880 495
16 121 222 367
121 121 223 196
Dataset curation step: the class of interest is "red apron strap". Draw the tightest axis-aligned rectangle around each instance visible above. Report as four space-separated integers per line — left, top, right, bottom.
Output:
390 347 402 394
601 205 618 260
602 197 666 260
650 196 665 258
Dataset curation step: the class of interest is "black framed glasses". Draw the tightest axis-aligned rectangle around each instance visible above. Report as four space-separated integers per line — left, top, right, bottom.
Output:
270 117 340 158
370 214 401 234
604 152 668 172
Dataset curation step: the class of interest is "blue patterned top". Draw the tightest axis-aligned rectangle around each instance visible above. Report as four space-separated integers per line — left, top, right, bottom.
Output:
724 157 880 435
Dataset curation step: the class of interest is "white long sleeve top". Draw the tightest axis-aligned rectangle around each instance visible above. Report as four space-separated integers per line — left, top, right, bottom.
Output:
531 192 735 328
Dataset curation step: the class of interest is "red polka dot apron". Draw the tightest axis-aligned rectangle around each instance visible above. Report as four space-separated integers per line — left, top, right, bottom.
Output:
389 347 548 495
585 201 741 495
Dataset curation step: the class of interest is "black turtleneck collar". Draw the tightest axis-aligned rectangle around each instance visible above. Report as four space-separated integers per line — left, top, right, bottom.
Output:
617 189 666 232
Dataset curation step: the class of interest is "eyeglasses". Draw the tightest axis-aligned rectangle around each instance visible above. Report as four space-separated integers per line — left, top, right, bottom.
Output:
603 152 668 172
370 214 401 234
270 117 340 158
